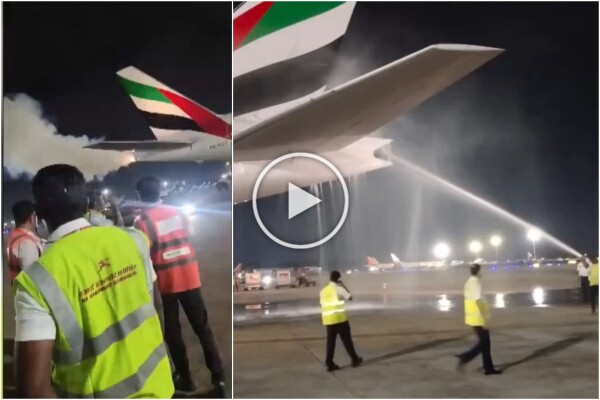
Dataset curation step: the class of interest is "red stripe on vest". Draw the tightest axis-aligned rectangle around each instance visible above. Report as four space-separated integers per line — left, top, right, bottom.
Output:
139 205 201 294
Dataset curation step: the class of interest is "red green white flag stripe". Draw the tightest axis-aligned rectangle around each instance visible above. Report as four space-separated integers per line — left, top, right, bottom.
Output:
117 67 231 139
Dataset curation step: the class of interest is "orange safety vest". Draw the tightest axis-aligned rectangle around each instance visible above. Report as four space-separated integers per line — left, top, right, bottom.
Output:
6 228 42 281
135 205 201 294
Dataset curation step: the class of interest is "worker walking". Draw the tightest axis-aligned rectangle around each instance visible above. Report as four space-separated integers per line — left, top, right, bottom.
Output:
320 270 363 372
456 264 502 375
589 258 598 314
134 176 225 396
13 164 172 398
576 256 590 302
6 200 44 283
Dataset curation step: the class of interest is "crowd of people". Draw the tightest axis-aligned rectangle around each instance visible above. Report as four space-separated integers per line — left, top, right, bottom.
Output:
6 164 225 398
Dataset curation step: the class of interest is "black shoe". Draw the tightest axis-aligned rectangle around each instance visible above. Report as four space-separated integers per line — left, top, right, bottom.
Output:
326 363 340 372
484 369 503 376
454 355 466 373
211 373 226 398
173 373 197 392
352 357 363 368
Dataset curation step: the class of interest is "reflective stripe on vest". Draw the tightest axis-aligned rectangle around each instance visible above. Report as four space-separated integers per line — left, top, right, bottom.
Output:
137 206 200 294
26 227 156 365
590 263 599 286
320 283 348 326
54 342 167 398
15 226 172 398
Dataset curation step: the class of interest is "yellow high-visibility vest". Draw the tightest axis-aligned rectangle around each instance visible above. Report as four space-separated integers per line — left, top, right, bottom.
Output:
15 226 173 398
464 276 489 327
320 282 348 326
590 263 599 286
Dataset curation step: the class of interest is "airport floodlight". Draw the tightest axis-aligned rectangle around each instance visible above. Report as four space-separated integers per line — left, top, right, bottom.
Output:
527 228 541 242
469 240 483 254
181 203 195 215
226 161 230 166
490 235 502 247
527 228 542 259
101 189 110 196
433 243 450 259
163 181 168 187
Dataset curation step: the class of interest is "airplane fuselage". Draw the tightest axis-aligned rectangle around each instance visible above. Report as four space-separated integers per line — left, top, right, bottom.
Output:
134 135 231 162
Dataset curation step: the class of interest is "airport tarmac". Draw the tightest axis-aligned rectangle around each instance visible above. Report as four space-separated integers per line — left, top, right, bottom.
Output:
234 266 598 398
3 203 232 398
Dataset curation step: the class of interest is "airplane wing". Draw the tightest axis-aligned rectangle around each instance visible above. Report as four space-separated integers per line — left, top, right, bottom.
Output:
85 140 193 152
234 44 503 162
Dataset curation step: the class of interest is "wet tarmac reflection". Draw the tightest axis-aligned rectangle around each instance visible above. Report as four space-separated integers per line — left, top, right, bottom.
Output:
235 287 582 323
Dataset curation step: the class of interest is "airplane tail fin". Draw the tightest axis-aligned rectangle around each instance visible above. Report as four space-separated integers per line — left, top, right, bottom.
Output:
117 66 231 140
233 2 355 117
366 256 378 266
391 253 401 264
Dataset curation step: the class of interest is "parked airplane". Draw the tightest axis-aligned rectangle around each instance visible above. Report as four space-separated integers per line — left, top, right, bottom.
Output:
232 1 503 203
366 253 445 271
86 67 231 162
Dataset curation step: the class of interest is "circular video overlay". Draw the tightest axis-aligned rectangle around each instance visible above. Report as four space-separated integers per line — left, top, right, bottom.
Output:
252 152 349 250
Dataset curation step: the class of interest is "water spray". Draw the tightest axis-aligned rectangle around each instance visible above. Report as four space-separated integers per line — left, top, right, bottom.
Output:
382 150 581 257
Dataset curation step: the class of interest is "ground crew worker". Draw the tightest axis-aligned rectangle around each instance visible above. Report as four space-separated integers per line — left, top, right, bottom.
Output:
576 256 590 302
13 164 172 398
589 258 598 314
134 176 225 396
85 190 124 226
6 200 43 283
456 263 502 375
320 270 363 372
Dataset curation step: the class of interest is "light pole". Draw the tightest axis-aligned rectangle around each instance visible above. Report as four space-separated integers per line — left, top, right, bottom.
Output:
527 228 541 259
490 235 502 262
469 240 483 259
433 243 450 260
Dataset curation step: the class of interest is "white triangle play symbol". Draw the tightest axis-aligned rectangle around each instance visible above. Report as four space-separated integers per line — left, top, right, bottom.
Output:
288 183 322 219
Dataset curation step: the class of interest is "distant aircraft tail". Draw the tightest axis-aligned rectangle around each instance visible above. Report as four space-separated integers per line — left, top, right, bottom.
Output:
117 66 231 140
233 2 355 118
366 256 379 266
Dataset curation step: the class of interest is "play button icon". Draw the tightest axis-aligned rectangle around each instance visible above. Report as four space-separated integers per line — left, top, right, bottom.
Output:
252 152 349 250
288 183 321 219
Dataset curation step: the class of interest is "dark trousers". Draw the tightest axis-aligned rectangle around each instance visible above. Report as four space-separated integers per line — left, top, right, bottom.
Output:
590 285 599 313
325 321 359 366
457 326 495 372
580 277 590 302
162 288 223 379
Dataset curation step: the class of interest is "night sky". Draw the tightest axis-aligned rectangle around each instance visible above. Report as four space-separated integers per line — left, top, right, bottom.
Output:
234 2 599 267
3 2 232 213
2 2 598 265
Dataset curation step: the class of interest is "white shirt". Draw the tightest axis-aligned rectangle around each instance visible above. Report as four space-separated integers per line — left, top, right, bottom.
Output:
15 218 156 342
87 210 114 227
335 283 352 300
464 276 483 301
577 262 590 277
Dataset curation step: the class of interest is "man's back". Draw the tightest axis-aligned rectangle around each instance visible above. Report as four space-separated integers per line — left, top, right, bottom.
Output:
134 205 201 294
15 226 173 398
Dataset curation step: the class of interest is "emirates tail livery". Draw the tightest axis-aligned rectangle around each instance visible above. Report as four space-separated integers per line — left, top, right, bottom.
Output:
233 1 503 203
86 67 231 162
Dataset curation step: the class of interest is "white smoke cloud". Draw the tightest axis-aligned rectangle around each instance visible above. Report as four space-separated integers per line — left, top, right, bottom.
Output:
3 94 133 180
